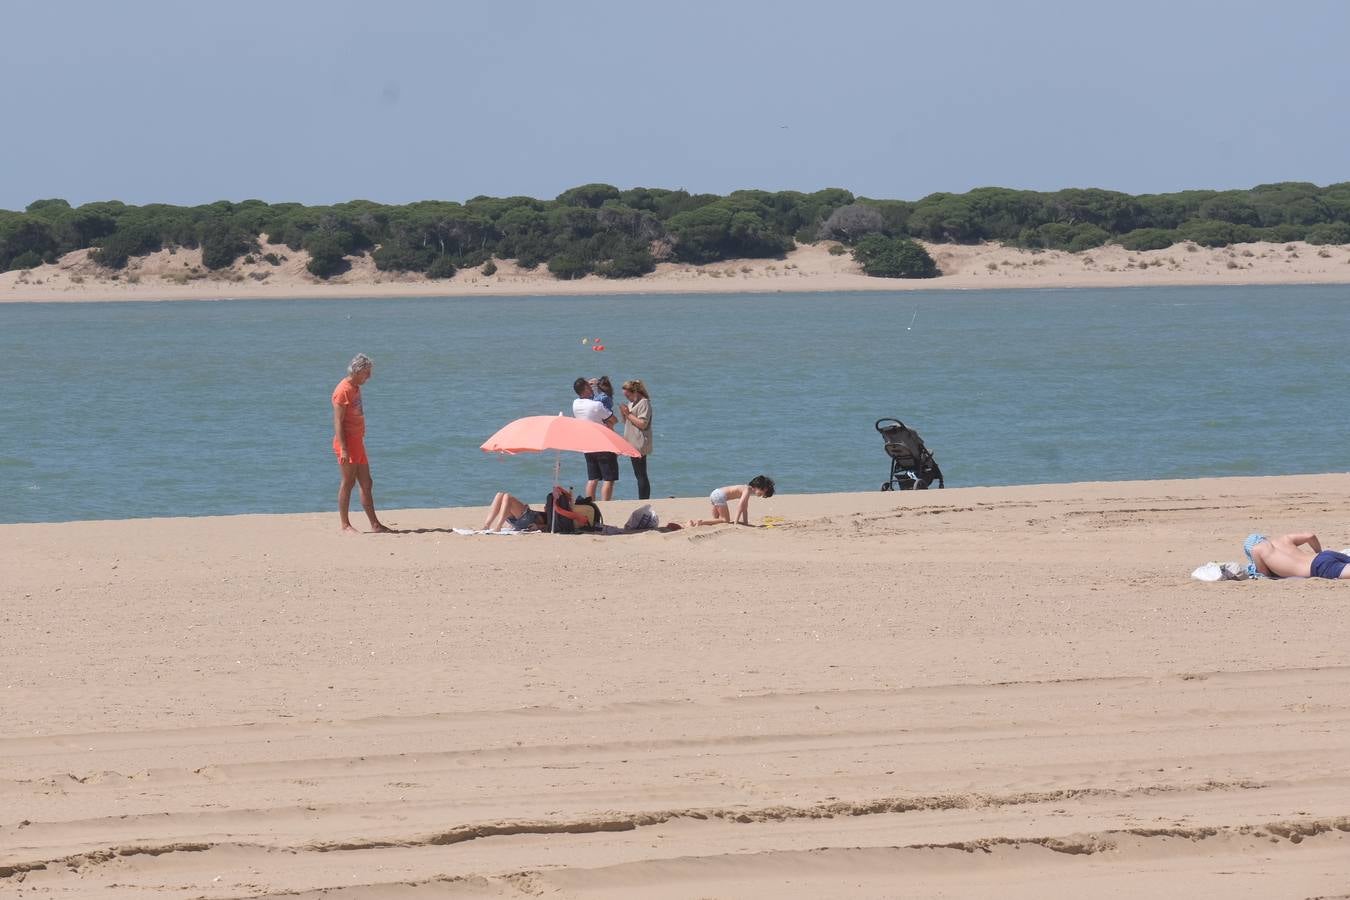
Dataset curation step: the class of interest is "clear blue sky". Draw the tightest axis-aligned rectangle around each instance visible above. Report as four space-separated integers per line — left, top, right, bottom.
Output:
4 0 1348 210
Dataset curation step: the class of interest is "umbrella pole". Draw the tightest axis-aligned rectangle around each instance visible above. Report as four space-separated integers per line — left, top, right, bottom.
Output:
552 450 560 533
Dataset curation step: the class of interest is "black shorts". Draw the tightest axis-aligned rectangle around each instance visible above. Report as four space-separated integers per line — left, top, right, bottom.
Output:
584 451 619 482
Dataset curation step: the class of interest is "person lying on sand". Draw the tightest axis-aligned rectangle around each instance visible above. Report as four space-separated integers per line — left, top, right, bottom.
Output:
687 476 775 527
481 486 590 532
1244 531 1350 579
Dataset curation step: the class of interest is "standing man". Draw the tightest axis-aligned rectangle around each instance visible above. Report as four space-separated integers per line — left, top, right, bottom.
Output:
333 353 392 534
572 376 618 500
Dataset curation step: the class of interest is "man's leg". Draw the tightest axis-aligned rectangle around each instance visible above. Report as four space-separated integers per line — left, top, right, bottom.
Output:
355 464 391 533
584 452 600 499
338 461 359 533
600 453 617 501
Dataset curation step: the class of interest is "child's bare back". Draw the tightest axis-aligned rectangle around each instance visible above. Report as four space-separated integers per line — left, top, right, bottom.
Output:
715 484 747 503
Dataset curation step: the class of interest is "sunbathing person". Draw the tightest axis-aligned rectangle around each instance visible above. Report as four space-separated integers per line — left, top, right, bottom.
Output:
481 486 590 532
1244 531 1350 579
687 475 774 527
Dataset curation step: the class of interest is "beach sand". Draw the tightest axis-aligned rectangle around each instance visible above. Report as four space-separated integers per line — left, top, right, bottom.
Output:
3 239 1350 302
3 474 1350 896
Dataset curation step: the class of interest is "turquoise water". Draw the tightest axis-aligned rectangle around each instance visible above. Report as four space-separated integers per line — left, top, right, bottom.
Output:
3 285 1349 524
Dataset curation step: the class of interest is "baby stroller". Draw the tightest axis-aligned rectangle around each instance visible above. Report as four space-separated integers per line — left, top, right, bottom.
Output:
876 418 944 491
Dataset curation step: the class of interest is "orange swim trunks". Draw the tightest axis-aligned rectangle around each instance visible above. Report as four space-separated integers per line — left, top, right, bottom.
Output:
334 434 368 465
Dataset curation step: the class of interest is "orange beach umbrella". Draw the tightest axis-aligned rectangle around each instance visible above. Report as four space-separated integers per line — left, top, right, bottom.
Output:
480 414 640 458
481 415 639 519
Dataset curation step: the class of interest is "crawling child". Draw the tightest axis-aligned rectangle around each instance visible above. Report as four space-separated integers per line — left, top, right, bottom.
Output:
687 475 775 527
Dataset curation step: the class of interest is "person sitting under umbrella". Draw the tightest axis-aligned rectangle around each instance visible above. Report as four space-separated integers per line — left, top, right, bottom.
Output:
480 414 641 493
481 485 590 532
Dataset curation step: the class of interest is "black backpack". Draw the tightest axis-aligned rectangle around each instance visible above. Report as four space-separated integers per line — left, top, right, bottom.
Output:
543 491 576 534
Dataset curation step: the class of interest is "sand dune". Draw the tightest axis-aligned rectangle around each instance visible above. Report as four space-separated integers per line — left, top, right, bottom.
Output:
3 239 1350 303
4 476 1350 896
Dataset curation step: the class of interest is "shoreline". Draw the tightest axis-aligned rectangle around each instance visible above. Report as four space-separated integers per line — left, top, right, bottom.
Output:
3 238 1350 303
5 471 1350 895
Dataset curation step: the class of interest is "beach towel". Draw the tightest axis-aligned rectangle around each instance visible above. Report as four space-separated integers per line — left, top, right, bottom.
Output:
596 524 673 535
1242 533 1268 578
1190 561 1248 582
451 527 531 536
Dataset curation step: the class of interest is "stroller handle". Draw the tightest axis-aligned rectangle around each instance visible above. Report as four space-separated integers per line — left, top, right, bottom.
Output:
875 417 905 433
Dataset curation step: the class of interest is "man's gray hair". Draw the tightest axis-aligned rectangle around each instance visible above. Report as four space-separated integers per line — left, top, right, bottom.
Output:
348 353 374 375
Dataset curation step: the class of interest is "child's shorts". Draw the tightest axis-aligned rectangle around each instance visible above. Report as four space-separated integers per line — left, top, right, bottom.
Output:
709 487 729 510
334 435 368 465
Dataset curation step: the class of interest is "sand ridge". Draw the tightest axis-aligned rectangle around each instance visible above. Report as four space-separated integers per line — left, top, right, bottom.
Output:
3 239 1350 302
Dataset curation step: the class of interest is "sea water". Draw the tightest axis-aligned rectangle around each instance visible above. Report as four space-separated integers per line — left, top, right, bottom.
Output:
3 284 1348 524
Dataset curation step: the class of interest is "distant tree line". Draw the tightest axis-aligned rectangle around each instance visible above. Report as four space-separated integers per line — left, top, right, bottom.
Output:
3 181 1350 280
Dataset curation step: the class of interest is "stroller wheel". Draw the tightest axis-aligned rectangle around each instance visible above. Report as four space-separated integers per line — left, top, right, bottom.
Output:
881 482 892 492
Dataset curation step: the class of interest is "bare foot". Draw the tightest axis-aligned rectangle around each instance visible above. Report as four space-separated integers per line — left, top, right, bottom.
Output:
340 524 360 534
370 523 395 534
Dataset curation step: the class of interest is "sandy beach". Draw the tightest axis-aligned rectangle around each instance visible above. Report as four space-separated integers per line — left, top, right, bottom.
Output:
3 474 1349 897
3 239 1350 302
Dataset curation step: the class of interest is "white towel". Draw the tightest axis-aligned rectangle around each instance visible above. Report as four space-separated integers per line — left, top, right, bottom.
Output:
451 527 529 535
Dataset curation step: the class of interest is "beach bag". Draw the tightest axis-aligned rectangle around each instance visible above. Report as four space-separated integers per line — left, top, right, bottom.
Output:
572 496 604 532
543 491 577 534
624 504 659 531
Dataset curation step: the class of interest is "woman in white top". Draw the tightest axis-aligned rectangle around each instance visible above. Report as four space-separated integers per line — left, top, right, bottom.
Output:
618 379 653 500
